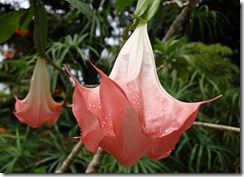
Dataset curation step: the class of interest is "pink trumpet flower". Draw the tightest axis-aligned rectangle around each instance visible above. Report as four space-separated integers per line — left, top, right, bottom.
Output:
14 58 63 128
65 22 221 166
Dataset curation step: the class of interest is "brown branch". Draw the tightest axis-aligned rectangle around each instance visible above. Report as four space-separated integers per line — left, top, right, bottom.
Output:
85 147 106 173
163 0 189 8
193 121 240 133
162 0 198 43
53 121 239 173
55 140 84 173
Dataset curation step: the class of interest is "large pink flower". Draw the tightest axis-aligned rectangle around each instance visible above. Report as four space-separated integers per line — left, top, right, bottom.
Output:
65 22 221 166
14 58 63 128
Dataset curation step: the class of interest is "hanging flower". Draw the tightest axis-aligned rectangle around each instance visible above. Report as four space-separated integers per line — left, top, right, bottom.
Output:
65 22 221 166
14 58 63 128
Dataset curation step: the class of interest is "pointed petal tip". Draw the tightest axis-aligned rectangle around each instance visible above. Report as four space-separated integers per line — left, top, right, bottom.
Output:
63 64 71 76
63 64 80 86
88 60 104 77
14 95 18 100
189 95 222 107
203 94 223 104
217 94 223 98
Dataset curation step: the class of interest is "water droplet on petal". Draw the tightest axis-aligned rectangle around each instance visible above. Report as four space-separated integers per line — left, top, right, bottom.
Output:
101 122 105 127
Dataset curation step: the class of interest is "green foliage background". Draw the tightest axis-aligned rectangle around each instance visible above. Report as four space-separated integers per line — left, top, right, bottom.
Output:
0 0 240 173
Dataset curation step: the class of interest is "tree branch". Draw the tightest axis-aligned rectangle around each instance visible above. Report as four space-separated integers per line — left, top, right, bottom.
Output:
54 120 239 173
55 140 84 173
162 0 198 43
85 147 106 173
163 0 189 8
193 121 240 133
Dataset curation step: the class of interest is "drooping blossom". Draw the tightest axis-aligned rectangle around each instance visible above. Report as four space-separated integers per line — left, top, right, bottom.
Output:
65 22 221 166
14 58 63 128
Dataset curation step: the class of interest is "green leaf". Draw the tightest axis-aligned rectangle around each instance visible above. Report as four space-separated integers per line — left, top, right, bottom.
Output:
19 7 33 33
116 0 135 12
132 0 161 22
34 3 47 56
0 9 26 43
154 38 166 54
33 166 46 173
65 0 93 20
147 0 164 34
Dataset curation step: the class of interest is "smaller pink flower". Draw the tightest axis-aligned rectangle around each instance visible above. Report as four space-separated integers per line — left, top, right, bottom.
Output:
14 58 63 128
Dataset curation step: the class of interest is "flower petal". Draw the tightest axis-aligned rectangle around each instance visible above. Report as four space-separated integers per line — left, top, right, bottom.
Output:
99 105 151 167
14 96 62 128
146 109 199 160
90 62 151 166
64 65 104 153
90 61 127 138
109 22 144 82
147 95 222 159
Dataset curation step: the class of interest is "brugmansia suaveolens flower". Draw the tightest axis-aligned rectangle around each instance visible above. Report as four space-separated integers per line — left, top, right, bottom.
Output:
14 58 63 128
65 22 221 166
